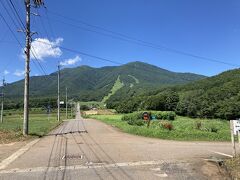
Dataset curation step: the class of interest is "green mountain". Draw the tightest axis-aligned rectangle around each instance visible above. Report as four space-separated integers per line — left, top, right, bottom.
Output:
112 67 240 119
5 61 206 102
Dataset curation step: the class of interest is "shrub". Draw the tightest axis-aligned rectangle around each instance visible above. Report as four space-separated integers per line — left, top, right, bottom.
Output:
81 105 90 111
121 112 144 126
154 111 176 120
127 119 144 126
209 126 218 133
168 112 176 120
160 121 173 131
122 111 176 122
195 121 202 130
121 112 143 122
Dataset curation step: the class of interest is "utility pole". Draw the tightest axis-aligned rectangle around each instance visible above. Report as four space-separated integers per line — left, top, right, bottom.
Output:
1 78 5 123
71 102 73 118
57 63 60 121
65 87 68 120
23 0 31 135
22 0 44 135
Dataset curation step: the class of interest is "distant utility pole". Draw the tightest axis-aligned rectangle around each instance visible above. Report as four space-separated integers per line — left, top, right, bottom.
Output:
57 63 60 121
23 0 31 135
1 78 5 123
65 87 68 120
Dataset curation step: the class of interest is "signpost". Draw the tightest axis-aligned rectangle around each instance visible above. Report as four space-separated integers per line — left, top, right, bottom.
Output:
46 105 51 121
233 120 240 135
230 119 240 157
60 101 65 105
142 112 151 128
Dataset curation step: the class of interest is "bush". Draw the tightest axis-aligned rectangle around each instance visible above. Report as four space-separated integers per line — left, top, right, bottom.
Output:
160 121 173 131
122 112 145 126
121 112 143 121
154 111 176 120
122 111 176 122
209 126 219 133
81 105 90 111
195 121 202 130
127 119 144 126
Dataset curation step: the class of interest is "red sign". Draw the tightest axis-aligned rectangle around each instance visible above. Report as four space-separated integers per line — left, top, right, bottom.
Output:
142 112 150 121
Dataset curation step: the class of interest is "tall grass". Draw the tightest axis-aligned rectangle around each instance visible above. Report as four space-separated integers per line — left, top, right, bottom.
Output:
89 114 230 141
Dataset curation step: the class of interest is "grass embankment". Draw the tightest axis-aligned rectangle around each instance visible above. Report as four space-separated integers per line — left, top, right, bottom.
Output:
225 156 240 179
88 114 230 141
0 109 71 143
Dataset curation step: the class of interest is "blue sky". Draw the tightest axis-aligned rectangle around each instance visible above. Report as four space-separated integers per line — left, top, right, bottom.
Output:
0 0 240 83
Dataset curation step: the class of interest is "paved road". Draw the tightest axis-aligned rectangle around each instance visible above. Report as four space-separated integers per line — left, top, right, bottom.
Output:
0 104 235 179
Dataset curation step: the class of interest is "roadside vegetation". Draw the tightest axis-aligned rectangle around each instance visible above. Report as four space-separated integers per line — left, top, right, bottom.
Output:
225 156 240 179
0 109 71 143
87 112 230 141
80 101 105 110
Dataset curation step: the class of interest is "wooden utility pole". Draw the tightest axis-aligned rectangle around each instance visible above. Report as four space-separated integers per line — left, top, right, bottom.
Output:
57 64 60 121
1 78 5 123
65 87 68 120
23 0 31 135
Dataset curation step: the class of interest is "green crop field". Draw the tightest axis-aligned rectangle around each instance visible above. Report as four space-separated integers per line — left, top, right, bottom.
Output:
0 109 72 143
87 114 231 141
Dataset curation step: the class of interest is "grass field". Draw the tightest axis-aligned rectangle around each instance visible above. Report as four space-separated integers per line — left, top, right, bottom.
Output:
87 114 231 141
102 76 124 103
0 109 72 143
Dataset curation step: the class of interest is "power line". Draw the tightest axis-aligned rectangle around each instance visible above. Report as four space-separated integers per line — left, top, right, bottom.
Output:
6 0 50 78
0 2 49 79
34 39 205 83
8 0 26 29
47 10 239 68
44 8 56 39
0 1 22 33
36 8 51 39
0 10 23 48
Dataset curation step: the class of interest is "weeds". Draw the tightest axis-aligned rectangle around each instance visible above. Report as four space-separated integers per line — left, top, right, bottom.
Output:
89 114 230 141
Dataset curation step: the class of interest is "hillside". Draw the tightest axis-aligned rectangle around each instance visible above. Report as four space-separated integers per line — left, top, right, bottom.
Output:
4 61 205 102
109 68 240 119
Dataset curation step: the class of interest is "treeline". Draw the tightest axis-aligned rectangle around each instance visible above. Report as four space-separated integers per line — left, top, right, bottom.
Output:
3 97 73 110
106 68 240 120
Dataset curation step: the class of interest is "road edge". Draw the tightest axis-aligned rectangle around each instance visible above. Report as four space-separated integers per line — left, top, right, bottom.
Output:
0 138 40 170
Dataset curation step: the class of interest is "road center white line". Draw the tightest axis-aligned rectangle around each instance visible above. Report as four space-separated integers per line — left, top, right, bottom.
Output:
209 151 233 158
0 160 165 174
154 173 168 178
0 139 40 170
150 167 161 171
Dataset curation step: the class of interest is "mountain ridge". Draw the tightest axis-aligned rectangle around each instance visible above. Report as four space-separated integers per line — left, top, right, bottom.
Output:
4 61 206 101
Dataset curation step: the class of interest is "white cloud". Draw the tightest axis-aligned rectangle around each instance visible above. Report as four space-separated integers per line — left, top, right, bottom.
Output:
30 38 63 60
3 70 9 75
14 70 25 77
60 55 81 66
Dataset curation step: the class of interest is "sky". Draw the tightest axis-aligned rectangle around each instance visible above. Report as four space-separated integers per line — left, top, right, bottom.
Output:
0 0 240 83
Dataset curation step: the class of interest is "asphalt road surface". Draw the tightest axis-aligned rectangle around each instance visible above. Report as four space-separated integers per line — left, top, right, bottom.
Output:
0 104 234 179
